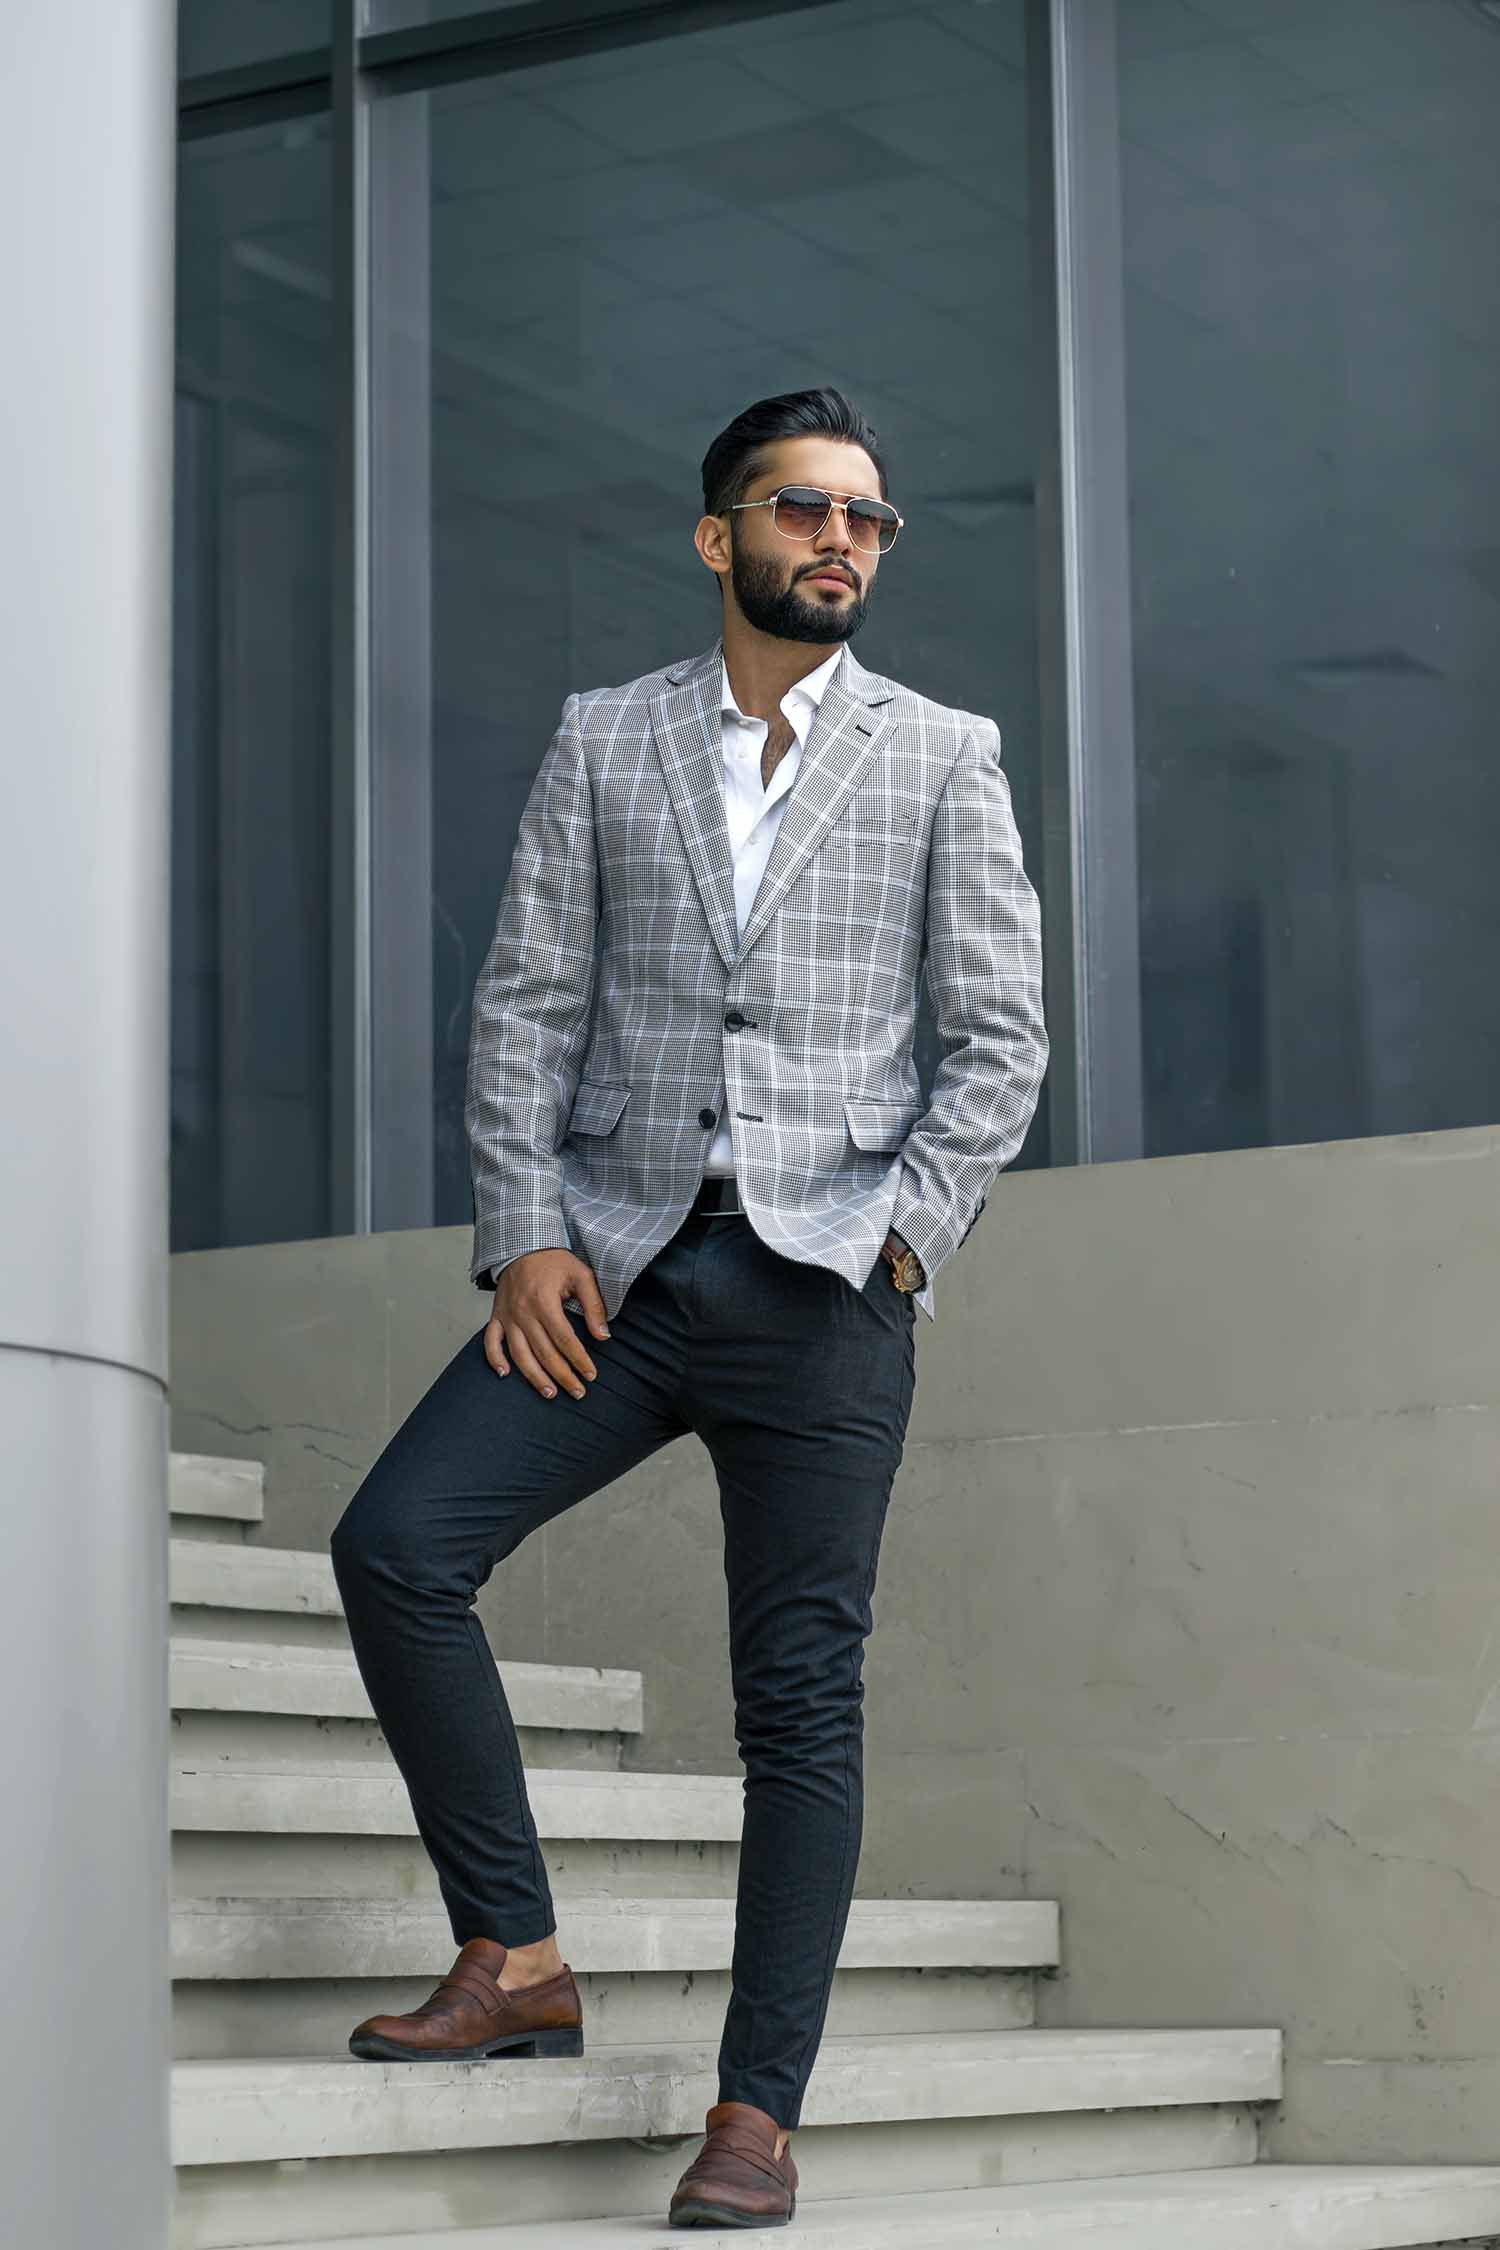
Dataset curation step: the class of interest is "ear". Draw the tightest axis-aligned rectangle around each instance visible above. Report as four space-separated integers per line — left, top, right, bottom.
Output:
694 513 731 582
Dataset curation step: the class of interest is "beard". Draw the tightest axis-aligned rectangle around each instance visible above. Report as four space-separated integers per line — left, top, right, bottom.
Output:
729 538 873 644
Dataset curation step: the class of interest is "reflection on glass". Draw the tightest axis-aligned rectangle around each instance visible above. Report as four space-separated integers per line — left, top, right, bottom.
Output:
368 0 1042 1225
1120 0 1500 1153
172 117 334 1252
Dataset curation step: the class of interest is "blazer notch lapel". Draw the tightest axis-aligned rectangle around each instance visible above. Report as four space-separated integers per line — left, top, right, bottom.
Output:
647 636 899 972
649 654 740 971
734 675 895 961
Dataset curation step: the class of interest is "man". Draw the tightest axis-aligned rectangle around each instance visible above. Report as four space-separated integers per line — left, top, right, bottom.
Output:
330 386 1048 2229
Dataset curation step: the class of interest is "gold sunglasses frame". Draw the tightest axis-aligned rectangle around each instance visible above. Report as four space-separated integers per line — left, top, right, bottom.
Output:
727 484 905 555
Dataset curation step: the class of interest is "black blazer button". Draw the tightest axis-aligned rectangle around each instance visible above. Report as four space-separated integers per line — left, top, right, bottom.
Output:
698 1107 717 1128
724 1009 746 1029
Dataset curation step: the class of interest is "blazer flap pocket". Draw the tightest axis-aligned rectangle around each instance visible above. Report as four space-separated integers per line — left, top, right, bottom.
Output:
844 1094 922 1152
568 1080 632 1136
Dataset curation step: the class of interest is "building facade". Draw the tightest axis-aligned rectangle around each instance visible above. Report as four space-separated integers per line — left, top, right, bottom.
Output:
171 0 1500 1262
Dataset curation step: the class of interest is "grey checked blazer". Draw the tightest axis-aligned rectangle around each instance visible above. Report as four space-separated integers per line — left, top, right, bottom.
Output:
465 633 1047 1324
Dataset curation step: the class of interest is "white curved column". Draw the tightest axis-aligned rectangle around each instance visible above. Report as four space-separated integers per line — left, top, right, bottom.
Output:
0 4 175 2242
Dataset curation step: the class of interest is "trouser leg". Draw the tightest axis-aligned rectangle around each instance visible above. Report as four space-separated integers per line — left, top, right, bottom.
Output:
687 1218 918 2128
329 1259 691 1945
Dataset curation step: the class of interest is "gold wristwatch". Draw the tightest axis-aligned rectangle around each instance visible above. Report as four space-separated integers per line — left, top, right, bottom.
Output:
881 1233 925 1293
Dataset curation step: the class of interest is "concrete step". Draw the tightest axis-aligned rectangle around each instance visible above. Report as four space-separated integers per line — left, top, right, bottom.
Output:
170 1636 644 1737
170 1536 342 1623
170 1894 1055 2056
172 1758 744 1842
176 1968 1039 2062
171 1893 1059 1979
171 1707 627 1775
172 2105 1262 2249
173 2027 1282 2170
219 2164 1500 2250
171 1452 264 1531
172 1828 744 1905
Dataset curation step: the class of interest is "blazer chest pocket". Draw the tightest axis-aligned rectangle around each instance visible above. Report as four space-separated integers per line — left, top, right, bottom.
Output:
568 1080 631 1137
844 1095 923 1152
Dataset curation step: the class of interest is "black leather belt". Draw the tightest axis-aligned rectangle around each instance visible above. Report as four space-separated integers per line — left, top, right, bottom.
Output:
692 1173 743 1216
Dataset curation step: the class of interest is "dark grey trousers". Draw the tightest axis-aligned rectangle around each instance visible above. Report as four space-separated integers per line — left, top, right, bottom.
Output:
330 1203 917 2128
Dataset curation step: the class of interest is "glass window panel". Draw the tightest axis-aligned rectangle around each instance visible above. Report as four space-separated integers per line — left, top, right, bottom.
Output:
172 117 334 1252
179 2 330 78
1120 0 1500 1154
366 0 1043 1228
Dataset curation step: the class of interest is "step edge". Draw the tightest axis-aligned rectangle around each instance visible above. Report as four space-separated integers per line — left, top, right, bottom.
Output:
200 2165 1500 2250
169 1636 645 1697
169 1453 266 1523
171 2037 1285 2168
168 1891 1062 1973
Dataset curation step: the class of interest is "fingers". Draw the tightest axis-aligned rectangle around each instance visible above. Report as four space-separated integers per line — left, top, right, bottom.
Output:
506 1309 592 1400
577 1273 612 1340
482 1312 510 1377
485 1258 612 1398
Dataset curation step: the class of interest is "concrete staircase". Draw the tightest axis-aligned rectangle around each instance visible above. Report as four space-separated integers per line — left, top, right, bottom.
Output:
167 1451 1500 2249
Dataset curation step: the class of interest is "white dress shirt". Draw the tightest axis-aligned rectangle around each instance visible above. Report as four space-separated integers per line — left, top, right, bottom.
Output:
702 641 846 1178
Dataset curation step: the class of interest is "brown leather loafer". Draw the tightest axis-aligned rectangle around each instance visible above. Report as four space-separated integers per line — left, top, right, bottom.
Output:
348 1936 584 2062
669 2099 797 2228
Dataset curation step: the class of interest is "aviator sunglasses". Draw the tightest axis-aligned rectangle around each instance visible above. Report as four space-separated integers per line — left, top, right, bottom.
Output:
728 484 904 556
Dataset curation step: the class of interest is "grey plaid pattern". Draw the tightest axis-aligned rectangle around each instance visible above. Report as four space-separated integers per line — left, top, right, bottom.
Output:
465 633 1048 1324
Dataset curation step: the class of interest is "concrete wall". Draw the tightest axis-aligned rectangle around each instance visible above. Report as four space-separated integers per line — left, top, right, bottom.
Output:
169 1122 1500 2162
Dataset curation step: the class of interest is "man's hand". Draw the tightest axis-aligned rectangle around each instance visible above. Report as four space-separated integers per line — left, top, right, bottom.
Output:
484 1250 611 1399
881 1229 925 1286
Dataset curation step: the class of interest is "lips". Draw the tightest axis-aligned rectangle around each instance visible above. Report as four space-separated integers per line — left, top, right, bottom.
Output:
806 573 855 591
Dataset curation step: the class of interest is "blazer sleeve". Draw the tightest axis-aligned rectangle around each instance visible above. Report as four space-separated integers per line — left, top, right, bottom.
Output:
889 716 1048 1283
465 691 600 1290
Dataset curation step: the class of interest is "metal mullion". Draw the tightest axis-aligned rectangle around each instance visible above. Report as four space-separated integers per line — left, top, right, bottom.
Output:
1027 0 1144 1166
367 90 436 1231
330 0 373 1237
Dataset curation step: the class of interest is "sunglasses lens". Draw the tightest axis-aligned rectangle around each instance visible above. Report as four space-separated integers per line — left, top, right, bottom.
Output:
773 487 833 539
769 487 901 552
847 499 900 552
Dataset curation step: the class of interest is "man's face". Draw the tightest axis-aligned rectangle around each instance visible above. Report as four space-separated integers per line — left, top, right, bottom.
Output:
716 438 887 646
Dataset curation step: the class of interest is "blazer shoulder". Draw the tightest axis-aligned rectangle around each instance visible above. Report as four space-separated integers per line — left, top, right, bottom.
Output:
574 646 710 725
881 675 1003 761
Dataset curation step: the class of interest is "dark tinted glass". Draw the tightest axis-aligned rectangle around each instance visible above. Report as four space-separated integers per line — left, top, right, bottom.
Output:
1120 0 1500 1154
178 1 329 77
172 117 334 1251
363 0 1044 1225
366 0 533 23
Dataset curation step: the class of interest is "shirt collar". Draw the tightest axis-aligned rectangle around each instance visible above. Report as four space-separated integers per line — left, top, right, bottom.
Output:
720 640 845 723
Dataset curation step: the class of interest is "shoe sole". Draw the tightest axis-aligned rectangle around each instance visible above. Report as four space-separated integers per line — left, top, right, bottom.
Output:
348 2024 584 2062
669 2197 794 2228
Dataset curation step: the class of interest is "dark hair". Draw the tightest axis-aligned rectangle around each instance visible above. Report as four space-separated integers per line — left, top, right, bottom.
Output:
700 386 890 519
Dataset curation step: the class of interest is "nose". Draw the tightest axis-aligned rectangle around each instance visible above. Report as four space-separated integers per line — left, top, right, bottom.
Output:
810 505 858 571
